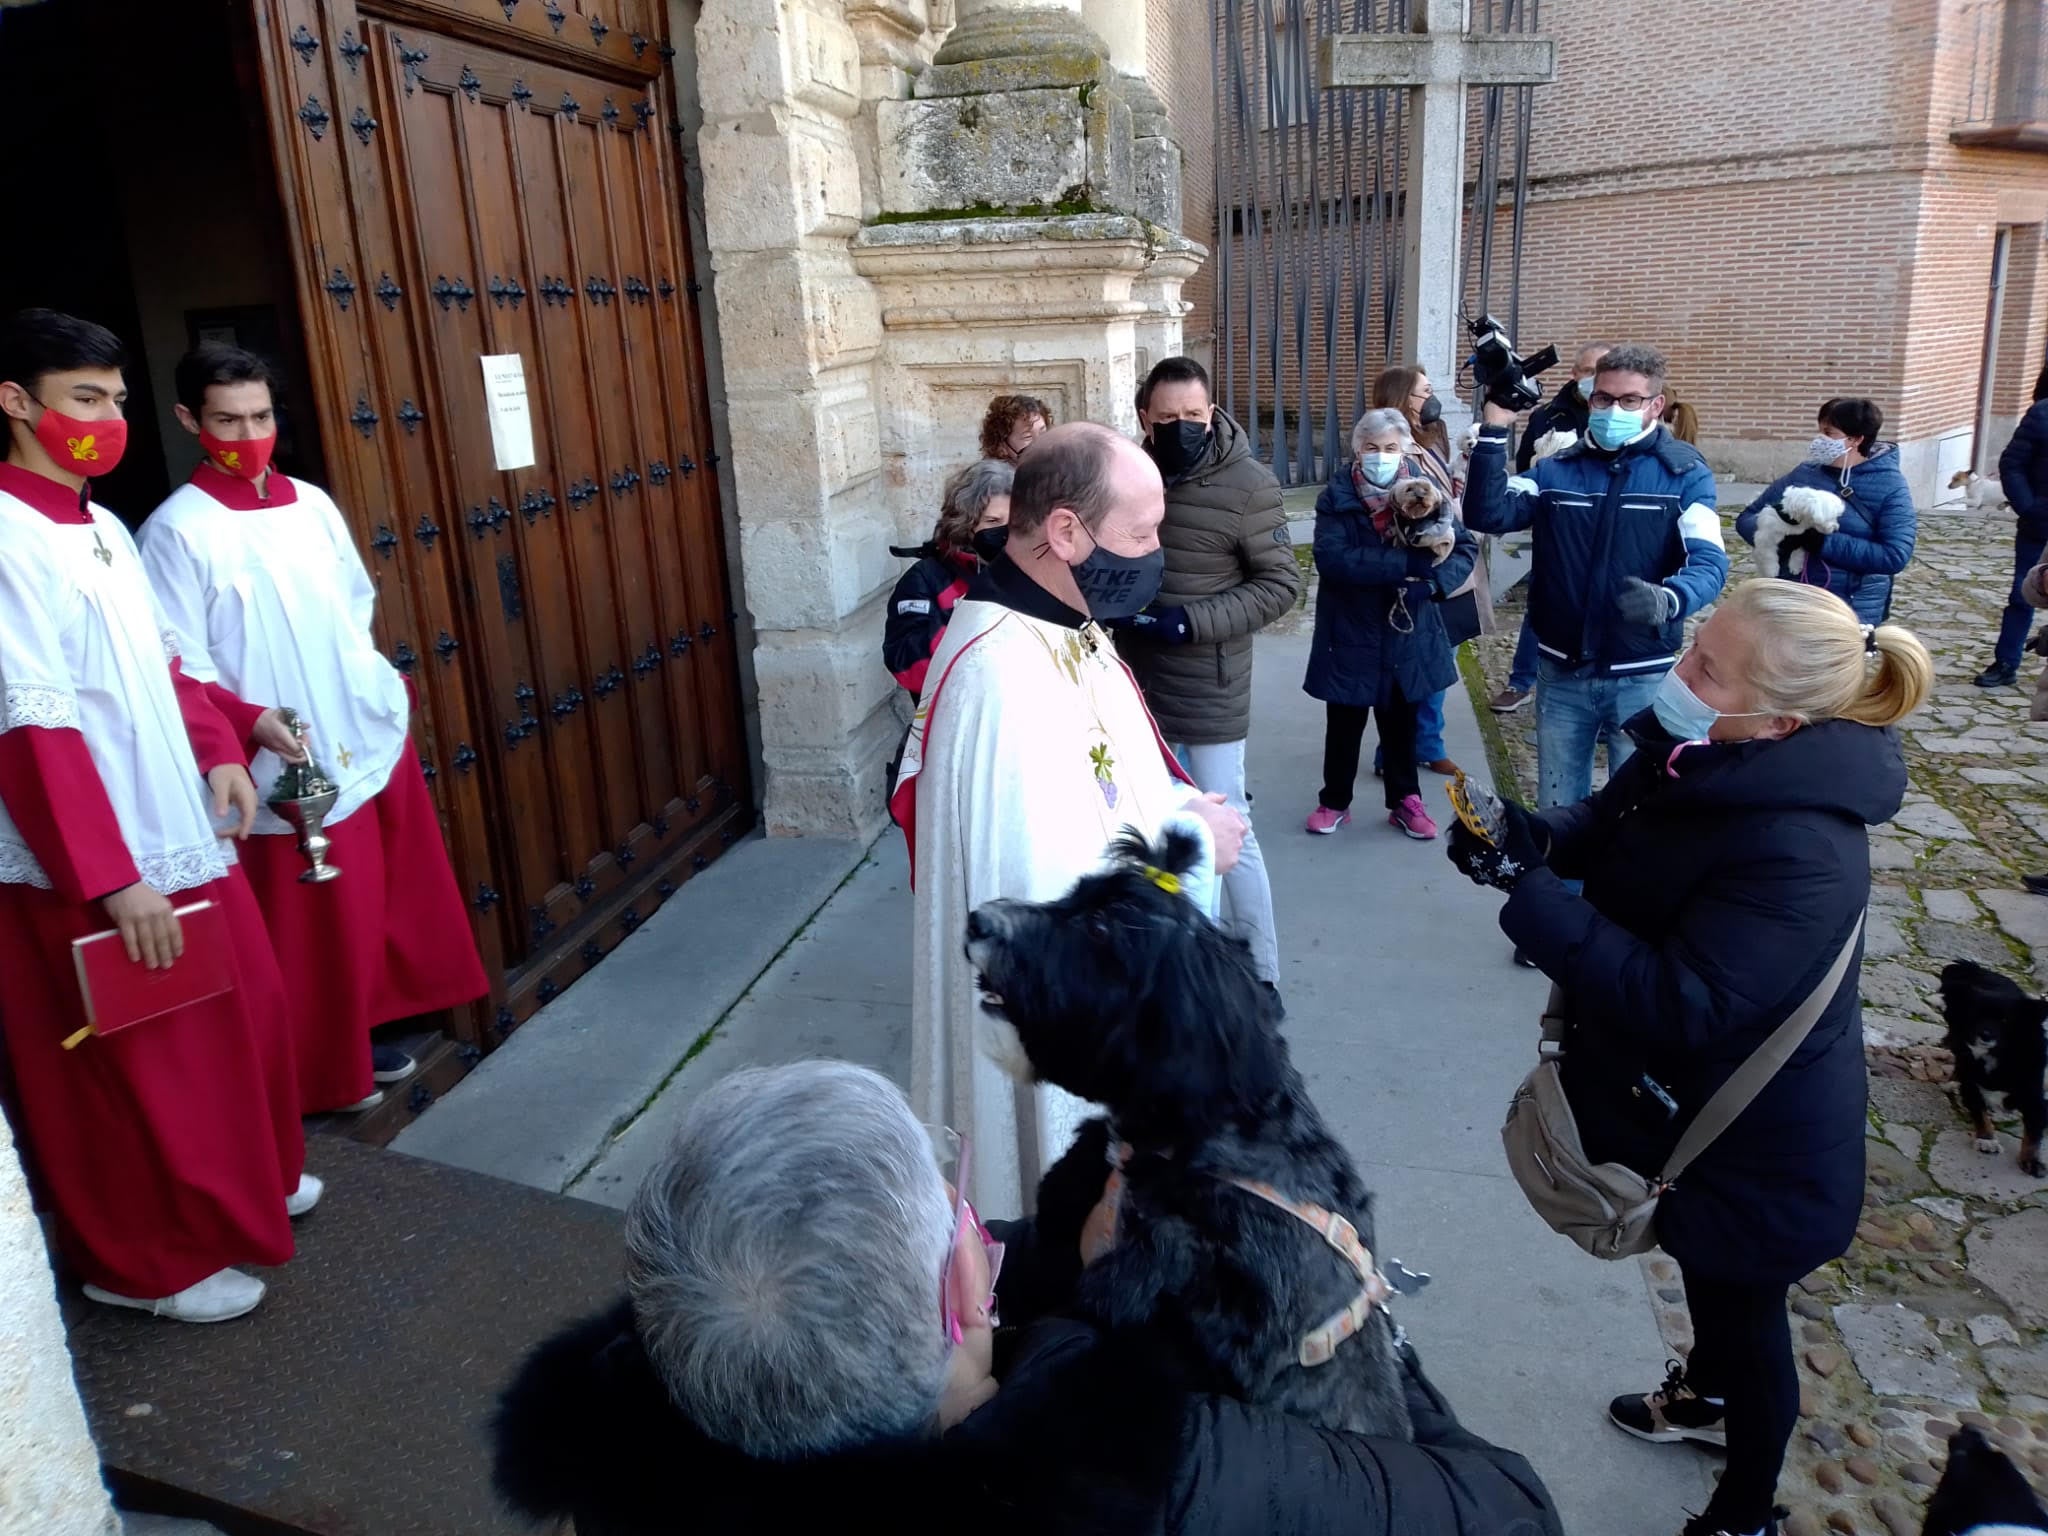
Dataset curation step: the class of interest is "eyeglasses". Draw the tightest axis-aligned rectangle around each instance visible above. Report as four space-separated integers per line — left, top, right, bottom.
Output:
1588 390 1659 411
928 1125 1003 1343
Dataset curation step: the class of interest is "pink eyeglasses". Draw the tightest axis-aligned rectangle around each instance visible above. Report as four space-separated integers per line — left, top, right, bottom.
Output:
929 1126 1004 1344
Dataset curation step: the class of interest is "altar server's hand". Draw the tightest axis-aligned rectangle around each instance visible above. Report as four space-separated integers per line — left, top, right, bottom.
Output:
1187 791 1247 875
251 708 309 763
104 882 183 970
209 764 260 840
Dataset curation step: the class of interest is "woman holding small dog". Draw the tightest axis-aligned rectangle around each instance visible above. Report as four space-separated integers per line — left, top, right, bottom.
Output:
1735 397 1916 625
1447 581 1933 1536
1304 408 1477 841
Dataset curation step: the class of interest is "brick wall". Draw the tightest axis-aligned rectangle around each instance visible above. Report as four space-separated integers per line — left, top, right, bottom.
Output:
1150 0 1217 360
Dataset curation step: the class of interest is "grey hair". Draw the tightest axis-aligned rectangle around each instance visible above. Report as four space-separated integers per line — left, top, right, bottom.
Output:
1351 407 1414 455
933 458 1015 553
1596 343 1668 392
623 1061 955 1460
1574 342 1613 367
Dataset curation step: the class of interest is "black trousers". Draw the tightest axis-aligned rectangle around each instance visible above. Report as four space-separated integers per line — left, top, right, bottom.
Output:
1320 698 1420 811
1681 1267 1798 1531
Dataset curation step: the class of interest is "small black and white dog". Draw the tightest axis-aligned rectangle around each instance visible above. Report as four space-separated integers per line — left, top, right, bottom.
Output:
1921 1425 2048 1535
964 827 1412 1440
1937 961 2048 1178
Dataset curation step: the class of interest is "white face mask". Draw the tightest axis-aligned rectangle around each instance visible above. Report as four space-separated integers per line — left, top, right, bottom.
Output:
1806 434 1850 465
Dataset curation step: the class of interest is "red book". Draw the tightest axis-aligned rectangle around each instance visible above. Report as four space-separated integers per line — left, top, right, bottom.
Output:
66 900 235 1048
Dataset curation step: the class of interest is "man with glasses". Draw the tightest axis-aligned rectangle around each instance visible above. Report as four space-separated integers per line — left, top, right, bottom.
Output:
1464 343 1726 821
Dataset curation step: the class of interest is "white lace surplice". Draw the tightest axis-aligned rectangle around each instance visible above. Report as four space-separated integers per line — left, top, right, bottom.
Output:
139 479 408 834
0 491 230 894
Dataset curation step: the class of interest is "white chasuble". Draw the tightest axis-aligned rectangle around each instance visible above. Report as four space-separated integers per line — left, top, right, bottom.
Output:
140 477 408 835
0 491 229 894
900 599 1212 1218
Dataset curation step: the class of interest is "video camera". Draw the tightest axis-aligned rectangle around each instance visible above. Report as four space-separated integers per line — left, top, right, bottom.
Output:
1465 314 1559 413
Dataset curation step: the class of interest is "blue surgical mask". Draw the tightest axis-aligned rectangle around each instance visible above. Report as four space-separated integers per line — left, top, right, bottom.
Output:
1587 406 1645 451
1576 375 1597 397
1652 668 1773 743
1359 451 1401 487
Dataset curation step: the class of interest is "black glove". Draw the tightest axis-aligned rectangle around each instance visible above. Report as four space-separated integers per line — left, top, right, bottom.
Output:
1125 604 1192 645
1447 801 1549 892
1615 576 1678 627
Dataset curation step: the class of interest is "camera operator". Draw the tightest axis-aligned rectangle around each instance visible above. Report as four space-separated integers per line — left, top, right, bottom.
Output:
1464 343 1727 816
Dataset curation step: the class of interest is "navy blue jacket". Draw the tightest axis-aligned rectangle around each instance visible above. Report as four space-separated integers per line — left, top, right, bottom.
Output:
1464 423 1726 677
1304 459 1477 710
1734 446 1917 625
1501 717 1905 1285
2002 398 2048 533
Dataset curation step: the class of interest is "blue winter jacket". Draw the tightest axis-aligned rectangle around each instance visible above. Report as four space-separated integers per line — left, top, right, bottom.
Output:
1734 445 1917 625
2001 398 2048 534
1303 458 1477 710
1464 423 1726 677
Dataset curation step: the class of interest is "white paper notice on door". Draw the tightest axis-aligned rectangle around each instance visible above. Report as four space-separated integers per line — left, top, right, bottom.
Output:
480 353 536 471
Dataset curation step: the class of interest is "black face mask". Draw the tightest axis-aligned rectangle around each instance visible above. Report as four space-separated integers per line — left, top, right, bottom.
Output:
1416 395 1443 428
970 525 1009 564
1149 419 1212 480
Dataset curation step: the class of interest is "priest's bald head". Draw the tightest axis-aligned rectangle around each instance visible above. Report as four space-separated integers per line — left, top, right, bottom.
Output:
1006 421 1166 621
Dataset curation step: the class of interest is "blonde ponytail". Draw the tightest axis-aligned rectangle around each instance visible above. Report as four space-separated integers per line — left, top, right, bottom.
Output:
1839 624 1934 728
1719 581 1933 728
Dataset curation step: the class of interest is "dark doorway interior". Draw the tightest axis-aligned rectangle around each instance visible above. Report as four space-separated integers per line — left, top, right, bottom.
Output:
0 0 324 526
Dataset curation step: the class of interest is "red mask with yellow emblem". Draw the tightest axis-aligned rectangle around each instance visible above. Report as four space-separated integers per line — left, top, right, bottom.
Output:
199 429 277 482
33 402 128 477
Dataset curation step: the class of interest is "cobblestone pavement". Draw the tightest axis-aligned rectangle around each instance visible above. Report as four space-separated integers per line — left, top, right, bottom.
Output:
1466 506 2048 1534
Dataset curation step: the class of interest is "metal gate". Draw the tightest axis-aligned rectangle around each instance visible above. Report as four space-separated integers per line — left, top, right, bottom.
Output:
1210 0 1543 486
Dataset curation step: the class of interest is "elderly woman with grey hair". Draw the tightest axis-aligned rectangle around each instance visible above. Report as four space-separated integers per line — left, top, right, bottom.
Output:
1302 407 1478 843
884 457 1015 699
491 1060 1561 1536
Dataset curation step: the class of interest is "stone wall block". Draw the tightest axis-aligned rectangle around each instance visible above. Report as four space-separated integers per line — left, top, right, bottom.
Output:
877 90 1095 214
818 387 885 495
696 2 794 122
706 249 825 395
789 1 863 117
700 121 808 254
805 272 885 370
1086 81 1136 213
794 128 866 239
1134 134 1181 230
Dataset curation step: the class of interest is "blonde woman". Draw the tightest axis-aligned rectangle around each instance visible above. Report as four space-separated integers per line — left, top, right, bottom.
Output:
1446 580 1933 1536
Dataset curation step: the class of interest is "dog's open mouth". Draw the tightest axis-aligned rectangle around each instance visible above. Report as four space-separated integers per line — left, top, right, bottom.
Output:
966 935 1009 1019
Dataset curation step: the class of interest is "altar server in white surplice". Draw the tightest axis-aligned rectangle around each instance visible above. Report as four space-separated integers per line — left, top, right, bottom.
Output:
139 344 485 1117
892 423 1248 1217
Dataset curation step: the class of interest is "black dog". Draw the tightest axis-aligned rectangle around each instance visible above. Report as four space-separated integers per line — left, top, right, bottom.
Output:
1921 1424 2048 1535
1938 961 2048 1178
963 827 1412 1440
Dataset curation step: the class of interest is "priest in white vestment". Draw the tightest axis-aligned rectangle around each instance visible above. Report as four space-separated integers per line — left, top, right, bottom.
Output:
893 424 1247 1216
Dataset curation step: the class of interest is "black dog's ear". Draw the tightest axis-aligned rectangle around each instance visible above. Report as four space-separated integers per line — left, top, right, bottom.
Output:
1923 1425 2048 1536
1106 824 1204 884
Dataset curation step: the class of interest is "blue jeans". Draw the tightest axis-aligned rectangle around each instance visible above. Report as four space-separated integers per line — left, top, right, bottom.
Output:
1508 615 1539 693
1996 527 2048 672
1374 688 1446 771
1168 738 1279 983
1536 659 1664 809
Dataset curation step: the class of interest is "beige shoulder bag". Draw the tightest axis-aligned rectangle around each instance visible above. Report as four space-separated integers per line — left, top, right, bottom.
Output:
1501 914 1863 1261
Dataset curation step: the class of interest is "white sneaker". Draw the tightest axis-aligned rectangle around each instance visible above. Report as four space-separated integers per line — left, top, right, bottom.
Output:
286 1172 323 1218
84 1267 266 1323
337 1088 385 1113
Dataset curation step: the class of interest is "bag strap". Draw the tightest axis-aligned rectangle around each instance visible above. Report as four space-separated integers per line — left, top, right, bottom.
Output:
1657 911 1864 1185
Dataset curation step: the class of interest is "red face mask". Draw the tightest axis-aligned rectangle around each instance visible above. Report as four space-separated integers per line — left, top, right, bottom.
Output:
200 429 277 482
33 403 128 477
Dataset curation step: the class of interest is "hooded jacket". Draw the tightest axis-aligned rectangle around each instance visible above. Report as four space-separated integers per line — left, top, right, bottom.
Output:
883 543 978 697
1463 422 1726 678
1734 446 1917 624
491 1295 1562 1536
1118 410 1298 746
1501 716 1905 1285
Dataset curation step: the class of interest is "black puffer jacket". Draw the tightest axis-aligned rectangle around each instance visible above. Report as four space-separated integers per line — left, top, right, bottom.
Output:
1515 384 1590 473
1501 716 1904 1286
492 1297 1560 1536
1119 410 1298 745
2002 397 2048 535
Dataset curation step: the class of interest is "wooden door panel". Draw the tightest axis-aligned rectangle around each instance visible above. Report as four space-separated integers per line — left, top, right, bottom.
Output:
253 0 749 1042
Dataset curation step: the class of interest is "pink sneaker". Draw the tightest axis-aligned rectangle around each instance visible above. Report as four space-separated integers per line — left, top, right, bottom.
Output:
1388 795 1439 841
1304 804 1352 835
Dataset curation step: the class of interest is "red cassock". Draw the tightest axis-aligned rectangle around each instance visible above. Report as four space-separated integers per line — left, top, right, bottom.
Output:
215 696 488 1111
141 465 487 1112
0 463 303 1297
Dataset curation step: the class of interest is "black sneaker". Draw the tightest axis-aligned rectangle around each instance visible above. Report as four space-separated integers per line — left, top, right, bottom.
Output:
2025 873 2048 898
1976 662 2019 688
1678 1509 1784 1536
1609 1360 1728 1448
1512 948 1538 969
371 1045 417 1084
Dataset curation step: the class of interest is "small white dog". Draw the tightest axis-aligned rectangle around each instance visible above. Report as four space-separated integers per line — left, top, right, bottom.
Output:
1531 428 1577 462
1951 469 2010 510
1752 485 1845 579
